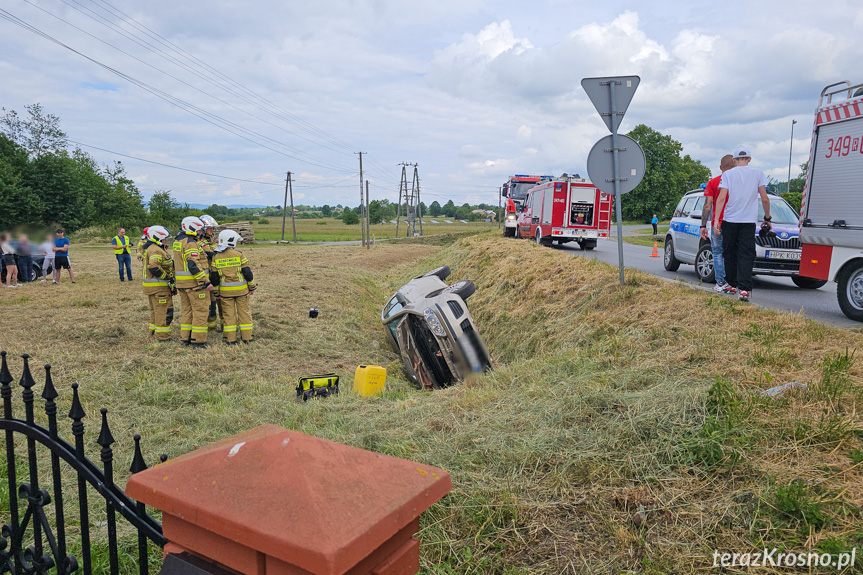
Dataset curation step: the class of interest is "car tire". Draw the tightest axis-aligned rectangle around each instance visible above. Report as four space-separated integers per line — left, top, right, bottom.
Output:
423 266 451 280
664 238 681 271
443 279 476 300
695 243 715 283
503 227 514 238
791 275 827 290
836 261 863 322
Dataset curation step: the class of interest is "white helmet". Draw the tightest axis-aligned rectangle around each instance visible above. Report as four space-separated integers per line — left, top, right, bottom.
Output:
181 216 205 235
218 229 241 249
147 225 170 244
200 214 218 228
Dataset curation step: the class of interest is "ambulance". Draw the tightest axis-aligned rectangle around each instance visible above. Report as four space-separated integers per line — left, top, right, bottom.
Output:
799 81 863 322
514 176 612 250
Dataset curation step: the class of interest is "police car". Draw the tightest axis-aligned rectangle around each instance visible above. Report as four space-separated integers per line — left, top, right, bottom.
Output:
663 189 827 289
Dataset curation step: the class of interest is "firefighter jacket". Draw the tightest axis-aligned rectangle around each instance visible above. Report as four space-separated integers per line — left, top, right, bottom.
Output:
209 247 255 297
142 241 174 295
171 232 209 290
136 236 146 258
198 236 214 272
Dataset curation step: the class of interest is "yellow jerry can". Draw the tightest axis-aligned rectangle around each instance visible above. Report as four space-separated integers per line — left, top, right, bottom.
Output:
353 365 386 397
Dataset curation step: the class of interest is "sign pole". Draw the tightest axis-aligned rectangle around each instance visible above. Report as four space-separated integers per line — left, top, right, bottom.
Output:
609 81 625 286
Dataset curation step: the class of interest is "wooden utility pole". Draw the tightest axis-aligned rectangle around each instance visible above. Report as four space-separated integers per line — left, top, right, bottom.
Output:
281 171 289 242
365 180 370 250
356 152 366 247
288 172 297 243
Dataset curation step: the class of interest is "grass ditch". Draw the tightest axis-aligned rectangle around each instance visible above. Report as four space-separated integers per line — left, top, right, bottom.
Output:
0 236 861 573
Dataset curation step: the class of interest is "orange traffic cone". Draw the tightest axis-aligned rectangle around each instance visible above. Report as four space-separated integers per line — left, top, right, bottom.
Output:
650 241 659 257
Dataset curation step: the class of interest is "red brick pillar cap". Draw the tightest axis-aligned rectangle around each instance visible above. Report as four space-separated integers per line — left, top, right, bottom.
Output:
126 424 452 575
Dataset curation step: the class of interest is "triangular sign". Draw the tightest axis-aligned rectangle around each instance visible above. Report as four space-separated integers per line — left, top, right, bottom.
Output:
581 76 640 133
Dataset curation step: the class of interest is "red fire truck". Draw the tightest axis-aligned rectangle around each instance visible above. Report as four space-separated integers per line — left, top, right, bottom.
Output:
501 174 552 237
514 176 612 250
799 81 863 322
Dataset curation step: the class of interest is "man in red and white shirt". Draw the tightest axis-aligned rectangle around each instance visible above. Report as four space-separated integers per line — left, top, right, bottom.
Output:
701 154 735 293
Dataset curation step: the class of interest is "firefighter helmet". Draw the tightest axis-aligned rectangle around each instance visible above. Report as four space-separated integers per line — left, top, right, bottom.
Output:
142 226 150 238
200 214 218 228
181 216 205 235
147 225 170 244
218 229 241 249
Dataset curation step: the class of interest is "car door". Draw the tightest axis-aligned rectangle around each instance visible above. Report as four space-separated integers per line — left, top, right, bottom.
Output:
676 196 702 261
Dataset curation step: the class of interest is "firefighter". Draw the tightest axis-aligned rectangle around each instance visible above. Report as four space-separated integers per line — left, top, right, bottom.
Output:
210 230 256 344
136 227 149 262
199 214 220 331
142 226 175 341
172 216 213 347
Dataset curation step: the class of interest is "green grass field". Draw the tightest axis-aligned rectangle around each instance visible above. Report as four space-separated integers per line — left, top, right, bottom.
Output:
252 218 500 242
1 235 861 573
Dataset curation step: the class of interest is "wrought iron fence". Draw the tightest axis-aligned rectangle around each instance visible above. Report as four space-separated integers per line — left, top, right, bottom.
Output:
0 351 166 575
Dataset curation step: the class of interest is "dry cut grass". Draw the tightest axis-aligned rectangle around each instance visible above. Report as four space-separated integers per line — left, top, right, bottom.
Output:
0 234 862 574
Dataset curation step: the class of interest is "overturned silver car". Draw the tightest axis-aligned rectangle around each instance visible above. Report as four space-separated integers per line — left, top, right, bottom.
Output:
381 266 493 390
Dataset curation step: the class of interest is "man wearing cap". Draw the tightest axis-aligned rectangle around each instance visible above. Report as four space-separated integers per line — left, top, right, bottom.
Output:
712 148 771 302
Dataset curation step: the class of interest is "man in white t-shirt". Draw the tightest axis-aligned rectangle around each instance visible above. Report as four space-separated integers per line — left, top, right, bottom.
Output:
712 147 771 302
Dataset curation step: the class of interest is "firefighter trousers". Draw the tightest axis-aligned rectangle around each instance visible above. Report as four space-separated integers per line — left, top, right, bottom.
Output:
221 294 253 342
208 291 220 331
178 288 210 344
147 290 174 341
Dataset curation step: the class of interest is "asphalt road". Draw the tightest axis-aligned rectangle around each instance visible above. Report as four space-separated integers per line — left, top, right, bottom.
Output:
558 236 861 329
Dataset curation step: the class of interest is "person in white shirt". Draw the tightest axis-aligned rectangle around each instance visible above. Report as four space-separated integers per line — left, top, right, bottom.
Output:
712 147 772 302
39 234 55 282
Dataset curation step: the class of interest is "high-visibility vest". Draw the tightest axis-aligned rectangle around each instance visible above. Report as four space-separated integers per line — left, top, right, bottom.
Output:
113 235 131 255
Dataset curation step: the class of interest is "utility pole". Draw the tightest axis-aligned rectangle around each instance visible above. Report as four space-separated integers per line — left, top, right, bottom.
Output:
365 180 371 249
288 171 297 243
396 164 409 237
413 165 423 236
356 152 366 246
281 171 289 242
788 119 797 194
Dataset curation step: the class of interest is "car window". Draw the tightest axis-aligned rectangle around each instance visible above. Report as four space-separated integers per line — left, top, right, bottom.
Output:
680 197 699 217
760 197 800 224
693 196 706 213
383 295 405 320
672 197 687 218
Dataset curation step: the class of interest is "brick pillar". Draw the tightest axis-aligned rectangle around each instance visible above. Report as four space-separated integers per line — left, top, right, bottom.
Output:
126 424 452 575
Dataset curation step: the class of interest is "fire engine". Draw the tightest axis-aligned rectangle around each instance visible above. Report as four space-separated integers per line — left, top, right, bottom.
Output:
501 175 552 237
799 81 863 322
514 176 612 250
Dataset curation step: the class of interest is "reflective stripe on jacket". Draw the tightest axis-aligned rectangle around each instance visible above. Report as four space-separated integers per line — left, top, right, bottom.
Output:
142 242 174 295
113 235 132 255
211 248 254 297
171 233 207 289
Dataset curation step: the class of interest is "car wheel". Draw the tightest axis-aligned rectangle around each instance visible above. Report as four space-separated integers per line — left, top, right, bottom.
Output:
791 275 827 289
423 266 451 280
443 279 476 300
503 227 514 237
836 261 863 322
582 239 596 251
695 243 715 283
664 238 680 271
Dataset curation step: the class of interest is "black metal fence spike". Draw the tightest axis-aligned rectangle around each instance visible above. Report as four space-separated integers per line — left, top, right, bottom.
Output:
19 353 36 390
0 351 12 385
130 435 147 474
42 364 58 401
159 454 168 463
97 408 115 448
68 383 85 421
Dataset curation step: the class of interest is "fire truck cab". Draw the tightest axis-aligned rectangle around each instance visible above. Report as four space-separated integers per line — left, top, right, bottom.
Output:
515 177 612 249
501 175 551 237
799 81 863 322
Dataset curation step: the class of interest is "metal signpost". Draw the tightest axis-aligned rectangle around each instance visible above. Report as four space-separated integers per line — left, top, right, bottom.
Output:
582 76 645 286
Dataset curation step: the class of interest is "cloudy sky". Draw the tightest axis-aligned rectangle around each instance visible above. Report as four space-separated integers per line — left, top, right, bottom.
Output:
1 0 860 208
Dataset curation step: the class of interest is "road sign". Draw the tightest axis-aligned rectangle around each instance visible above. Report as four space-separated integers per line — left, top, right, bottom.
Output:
581 76 640 133
586 134 646 196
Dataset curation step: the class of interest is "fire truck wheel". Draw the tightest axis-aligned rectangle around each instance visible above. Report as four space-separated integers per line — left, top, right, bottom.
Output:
790 275 827 289
664 238 681 271
837 261 863 321
443 280 476 300
503 227 515 238
423 266 451 280
581 240 596 251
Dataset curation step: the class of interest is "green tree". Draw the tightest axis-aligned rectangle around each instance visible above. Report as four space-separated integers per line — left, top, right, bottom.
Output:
321 204 332 217
624 124 711 221
148 191 183 227
341 209 360 225
429 201 442 216
1 103 68 158
443 200 457 217
0 135 43 229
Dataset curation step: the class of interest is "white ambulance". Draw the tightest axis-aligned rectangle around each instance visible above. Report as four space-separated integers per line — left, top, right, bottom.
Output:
799 81 863 322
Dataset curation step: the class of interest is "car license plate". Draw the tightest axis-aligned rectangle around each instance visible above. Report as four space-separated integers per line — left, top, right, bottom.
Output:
765 250 801 260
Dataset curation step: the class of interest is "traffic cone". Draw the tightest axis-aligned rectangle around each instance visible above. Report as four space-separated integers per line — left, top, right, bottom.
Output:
650 241 659 257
